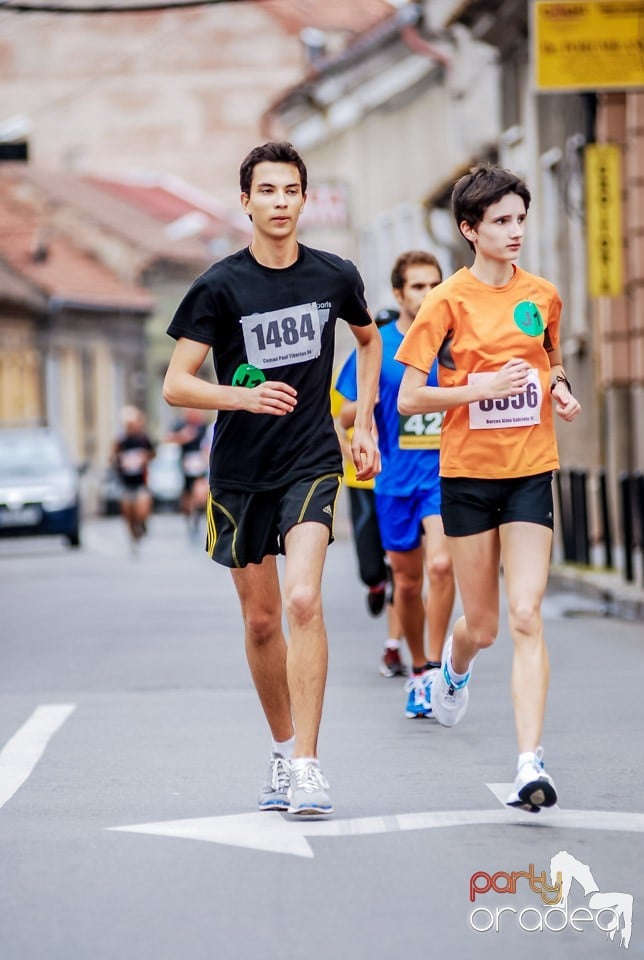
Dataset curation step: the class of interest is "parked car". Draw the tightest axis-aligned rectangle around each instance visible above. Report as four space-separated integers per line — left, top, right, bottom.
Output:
0 427 82 547
99 465 123 516
148 442 184 511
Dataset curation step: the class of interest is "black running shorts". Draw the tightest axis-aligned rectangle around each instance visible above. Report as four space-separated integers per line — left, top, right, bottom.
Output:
206 473 342 568
440 471 554 537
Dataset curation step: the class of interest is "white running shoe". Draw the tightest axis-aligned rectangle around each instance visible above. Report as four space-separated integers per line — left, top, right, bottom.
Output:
404 674 431 717
288 759 333 816
431 635 471 727
422 667 440 717
257 752 290 811
506 747 558 813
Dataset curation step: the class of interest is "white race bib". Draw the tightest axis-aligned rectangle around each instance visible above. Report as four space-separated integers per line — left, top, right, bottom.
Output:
183 451 207 477
468 369 542 430
240 302 321 370
119 449 147 474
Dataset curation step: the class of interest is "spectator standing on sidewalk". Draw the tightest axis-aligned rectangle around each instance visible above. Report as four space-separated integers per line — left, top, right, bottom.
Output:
397 165 581 811
163 141 381 817
336 251 455 715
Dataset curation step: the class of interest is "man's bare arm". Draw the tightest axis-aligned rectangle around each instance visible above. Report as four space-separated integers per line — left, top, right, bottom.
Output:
163 337 297 416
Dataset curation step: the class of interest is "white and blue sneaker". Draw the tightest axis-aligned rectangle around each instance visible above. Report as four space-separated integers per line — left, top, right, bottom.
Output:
431 635 471 727
405 674 431 718
422 667 440 717
506 747 558 813
257 753 290 812
288 759 333 816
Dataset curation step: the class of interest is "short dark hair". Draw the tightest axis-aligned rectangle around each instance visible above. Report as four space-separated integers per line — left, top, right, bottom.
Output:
451 164 531 251
390 250 443 291
239 141 308 196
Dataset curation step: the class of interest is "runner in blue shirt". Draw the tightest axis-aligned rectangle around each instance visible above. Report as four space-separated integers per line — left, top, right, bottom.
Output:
336 251 454 718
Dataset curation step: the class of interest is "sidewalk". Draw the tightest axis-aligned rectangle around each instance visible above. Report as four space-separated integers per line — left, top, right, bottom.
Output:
548 563 644 622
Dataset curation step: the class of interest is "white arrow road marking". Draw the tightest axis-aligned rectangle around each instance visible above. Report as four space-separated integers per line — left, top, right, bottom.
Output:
0 703 76 810
108 794 644 859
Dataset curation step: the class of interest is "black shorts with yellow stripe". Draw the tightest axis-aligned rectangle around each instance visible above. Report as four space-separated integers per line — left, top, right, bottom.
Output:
206 473 342 568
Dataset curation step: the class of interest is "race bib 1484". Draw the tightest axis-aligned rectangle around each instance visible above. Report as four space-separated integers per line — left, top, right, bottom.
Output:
240 302 322 370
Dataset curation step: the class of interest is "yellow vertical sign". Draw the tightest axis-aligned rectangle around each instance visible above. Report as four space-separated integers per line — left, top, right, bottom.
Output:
584 144 623 297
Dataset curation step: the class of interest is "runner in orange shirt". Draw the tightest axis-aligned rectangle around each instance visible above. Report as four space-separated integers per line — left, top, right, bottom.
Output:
397 164 581 812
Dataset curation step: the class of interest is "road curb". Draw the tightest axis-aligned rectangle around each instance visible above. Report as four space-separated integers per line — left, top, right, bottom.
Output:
548 565 644 622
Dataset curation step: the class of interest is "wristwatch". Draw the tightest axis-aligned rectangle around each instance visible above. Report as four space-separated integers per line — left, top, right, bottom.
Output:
550 373 572 394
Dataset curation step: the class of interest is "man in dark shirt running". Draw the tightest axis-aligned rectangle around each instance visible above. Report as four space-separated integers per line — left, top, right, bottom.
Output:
163 141 381 816
112 405 155 552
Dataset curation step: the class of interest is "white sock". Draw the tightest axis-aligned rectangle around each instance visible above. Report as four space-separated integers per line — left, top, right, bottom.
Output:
291 756 318 768
385 638 400 650
272 735 295 760
518 751 537 770
448 658 470 684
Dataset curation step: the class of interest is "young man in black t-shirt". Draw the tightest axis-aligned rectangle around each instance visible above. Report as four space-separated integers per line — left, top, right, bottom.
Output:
112 405 155 550
164 141 381 816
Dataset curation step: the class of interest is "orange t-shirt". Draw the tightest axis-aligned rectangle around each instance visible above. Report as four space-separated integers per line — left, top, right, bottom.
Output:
395 266 561 480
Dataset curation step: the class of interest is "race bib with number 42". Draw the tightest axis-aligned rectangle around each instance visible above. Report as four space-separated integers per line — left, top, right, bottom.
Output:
399 412 444 449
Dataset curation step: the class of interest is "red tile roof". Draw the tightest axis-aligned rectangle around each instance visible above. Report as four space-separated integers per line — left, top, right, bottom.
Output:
82 174 251 246
0 258 44 311
262 0 394 35
1 166 249 274
0 182 154 312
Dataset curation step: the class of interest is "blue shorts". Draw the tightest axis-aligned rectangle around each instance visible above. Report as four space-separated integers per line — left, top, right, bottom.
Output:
375 487 441 553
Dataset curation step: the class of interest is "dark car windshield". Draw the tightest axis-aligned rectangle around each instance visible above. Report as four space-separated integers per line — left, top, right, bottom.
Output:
0 433 69 479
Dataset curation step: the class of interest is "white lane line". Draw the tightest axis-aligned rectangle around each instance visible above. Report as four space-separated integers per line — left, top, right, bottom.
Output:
109 809 526 858
108 803 644 858
0 704 76 810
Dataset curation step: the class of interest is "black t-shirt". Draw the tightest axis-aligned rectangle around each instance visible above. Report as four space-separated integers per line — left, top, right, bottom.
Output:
114 433 154 488
167 245 372 491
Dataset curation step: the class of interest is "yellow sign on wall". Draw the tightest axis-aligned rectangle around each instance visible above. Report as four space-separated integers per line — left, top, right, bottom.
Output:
585 144 623 298
533 1 644 91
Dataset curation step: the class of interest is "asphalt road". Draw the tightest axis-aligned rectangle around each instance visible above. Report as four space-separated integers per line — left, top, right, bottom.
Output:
0 510 642 959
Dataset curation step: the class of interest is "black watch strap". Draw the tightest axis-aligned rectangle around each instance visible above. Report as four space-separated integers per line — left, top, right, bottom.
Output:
550 373 572 394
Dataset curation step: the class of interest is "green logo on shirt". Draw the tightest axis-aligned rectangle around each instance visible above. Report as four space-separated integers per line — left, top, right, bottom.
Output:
232 363 266 388
513 301 544 337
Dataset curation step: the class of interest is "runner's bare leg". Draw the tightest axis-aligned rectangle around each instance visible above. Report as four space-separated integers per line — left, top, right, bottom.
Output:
500 521 552 752
282 522 330 759
422 514 455 663
231 556 293 743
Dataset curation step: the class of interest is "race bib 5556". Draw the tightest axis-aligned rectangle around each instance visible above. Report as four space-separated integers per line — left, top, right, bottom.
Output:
468 369 542 430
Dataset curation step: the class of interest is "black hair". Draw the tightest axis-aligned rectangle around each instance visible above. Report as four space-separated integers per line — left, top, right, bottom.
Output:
451 164 531 252
239 141 308 196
